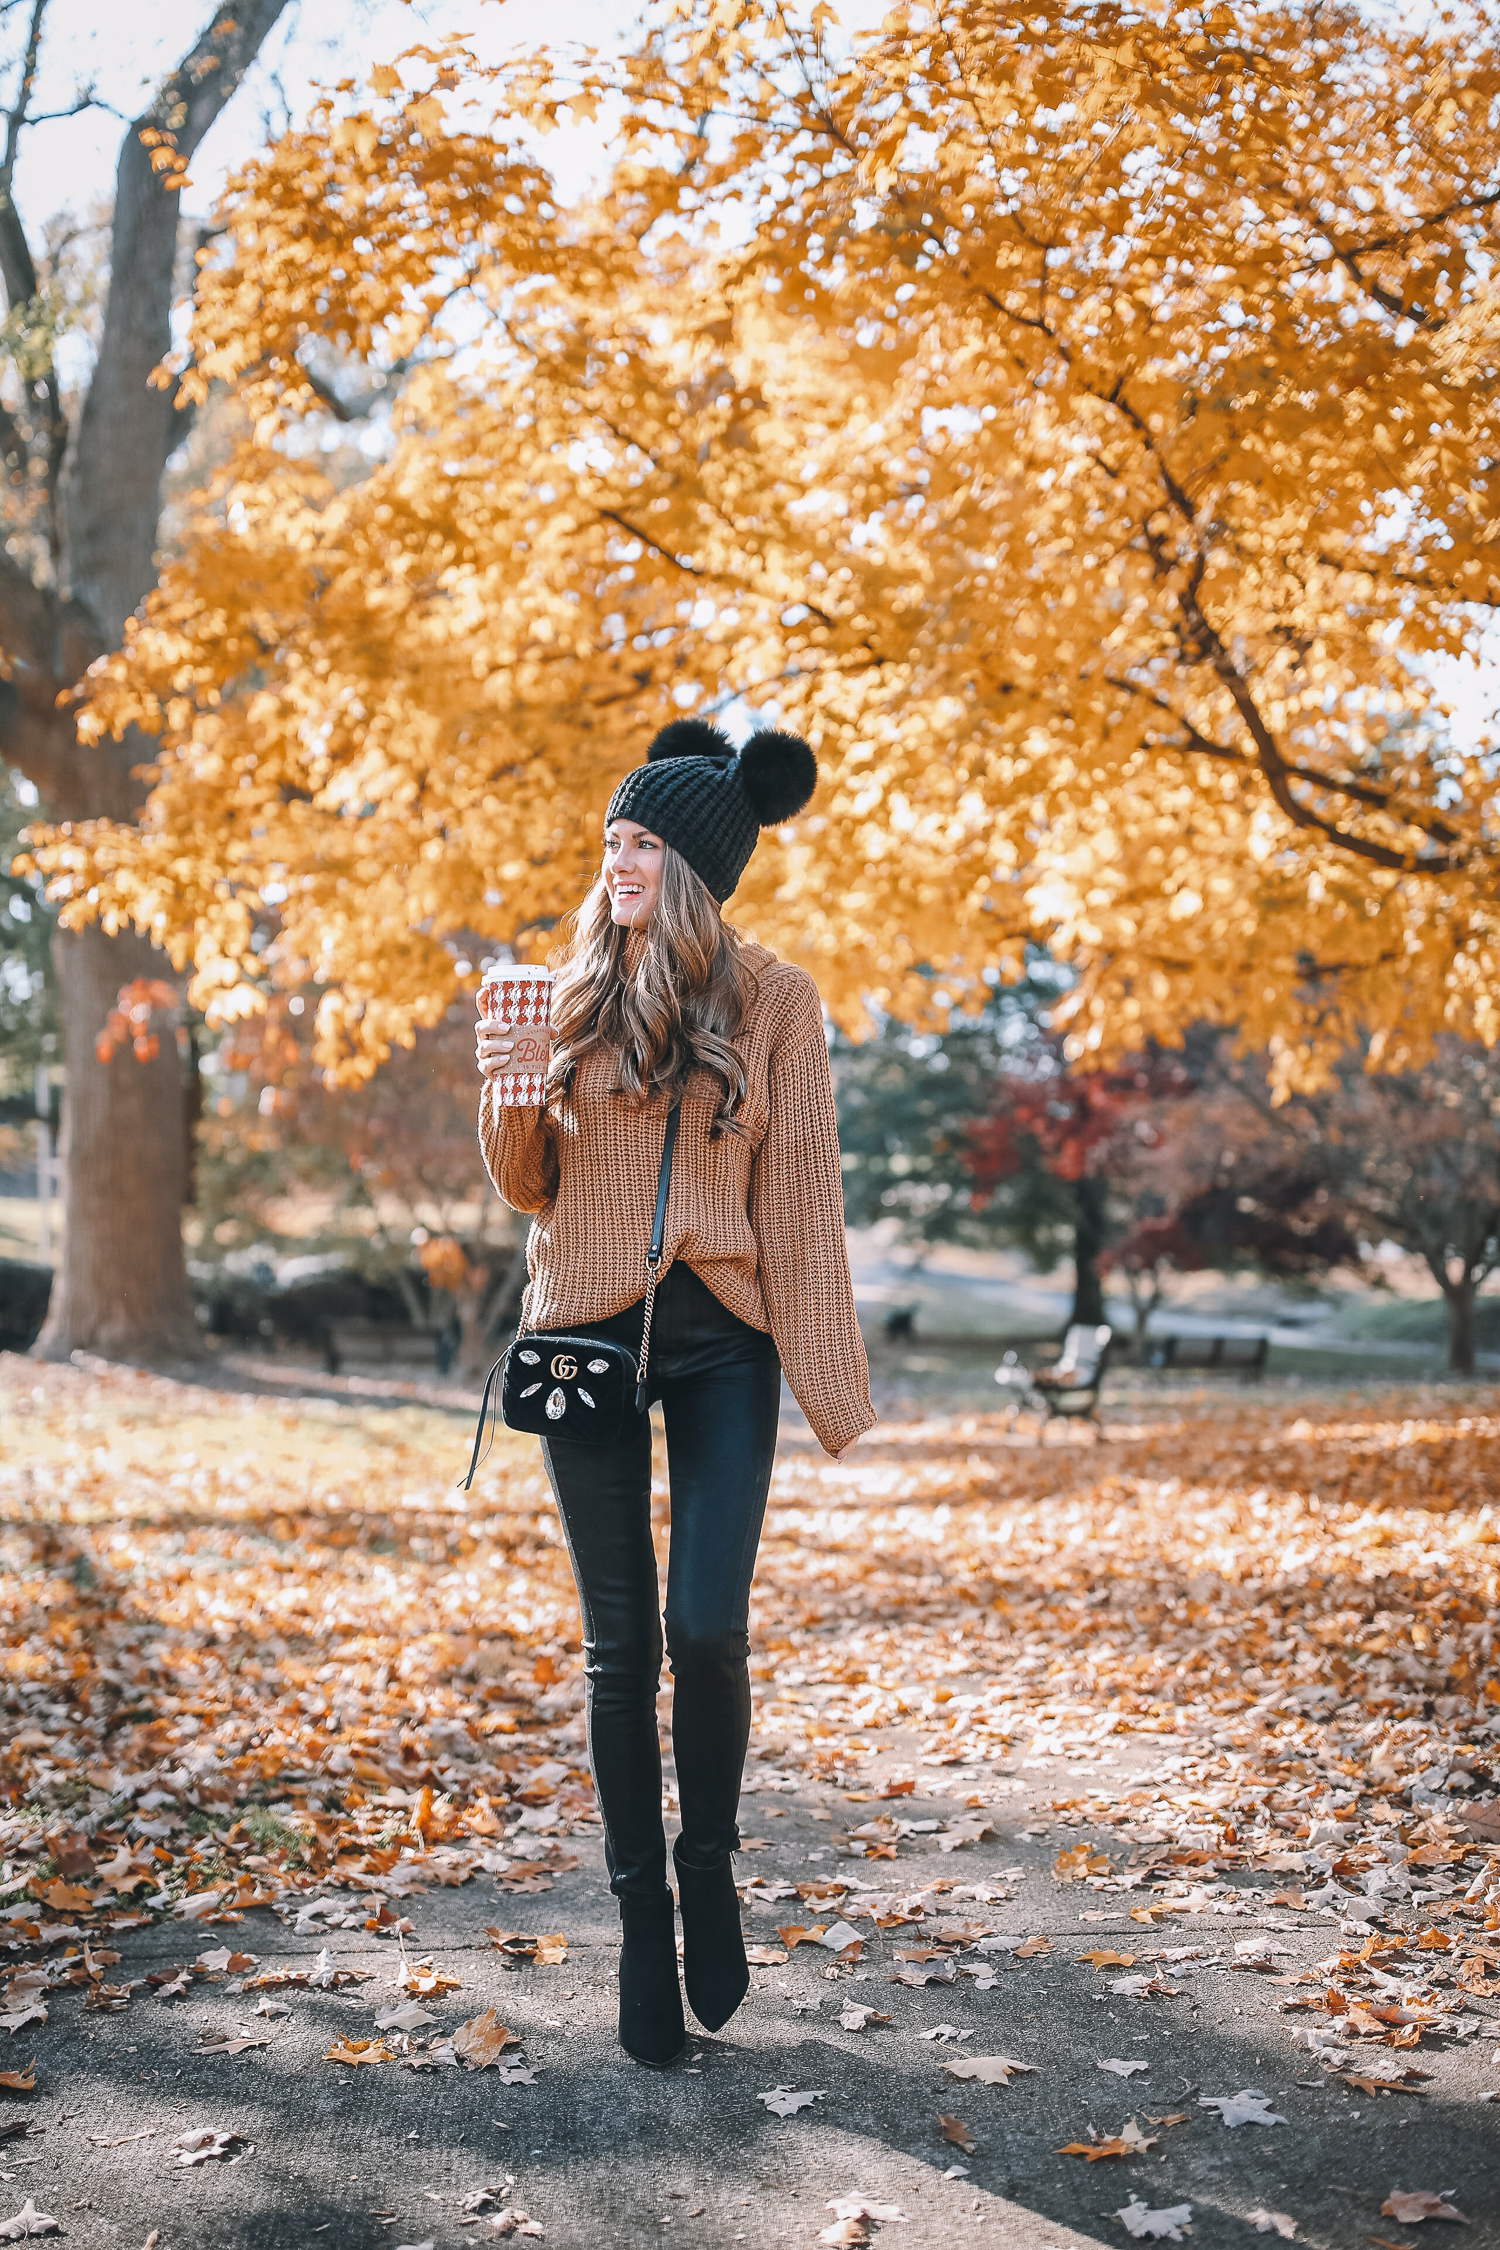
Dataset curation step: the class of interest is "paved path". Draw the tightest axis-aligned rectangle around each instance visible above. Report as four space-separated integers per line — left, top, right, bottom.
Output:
10 1747 1493 2250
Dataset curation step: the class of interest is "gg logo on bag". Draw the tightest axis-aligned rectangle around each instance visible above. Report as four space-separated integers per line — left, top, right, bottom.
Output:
550 1352 578 1381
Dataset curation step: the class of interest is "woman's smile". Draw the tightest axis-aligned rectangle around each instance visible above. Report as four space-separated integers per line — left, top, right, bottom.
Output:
604 818 664 926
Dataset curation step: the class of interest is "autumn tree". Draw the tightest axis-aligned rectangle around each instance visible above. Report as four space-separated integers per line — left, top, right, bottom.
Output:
0 1 291 1358
24 2 1500 1132
962 1043 1199 1327
201 997 527 1371
1097 1062 1361 1350
1211 1043 1500 1375
833 959 1075 1247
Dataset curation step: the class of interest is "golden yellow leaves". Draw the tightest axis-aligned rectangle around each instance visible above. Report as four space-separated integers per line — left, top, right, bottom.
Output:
325 2037 394 2067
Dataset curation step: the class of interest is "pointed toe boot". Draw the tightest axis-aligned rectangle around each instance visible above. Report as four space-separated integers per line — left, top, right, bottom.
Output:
617 1889 686 2068
674 1841 750 2033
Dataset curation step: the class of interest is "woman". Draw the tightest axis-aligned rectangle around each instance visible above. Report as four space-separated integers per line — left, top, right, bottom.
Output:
475 717 874 2068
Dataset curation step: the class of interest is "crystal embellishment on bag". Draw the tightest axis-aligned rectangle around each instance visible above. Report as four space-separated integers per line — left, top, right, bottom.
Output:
587 1358 610 1373
545 1387 566 1420
578 1387 595 1408
518 1349 541 1366
519 1382 542 1399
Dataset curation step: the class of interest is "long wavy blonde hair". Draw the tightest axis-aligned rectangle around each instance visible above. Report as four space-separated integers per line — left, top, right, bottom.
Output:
546 841 753 1132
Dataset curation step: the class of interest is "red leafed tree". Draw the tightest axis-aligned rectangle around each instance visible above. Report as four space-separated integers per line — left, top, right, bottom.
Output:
963 1054 1196 1328
1099 1215 1211 1358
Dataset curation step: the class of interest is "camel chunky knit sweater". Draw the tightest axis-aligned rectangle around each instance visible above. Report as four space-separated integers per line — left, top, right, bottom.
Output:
478 943 874 1459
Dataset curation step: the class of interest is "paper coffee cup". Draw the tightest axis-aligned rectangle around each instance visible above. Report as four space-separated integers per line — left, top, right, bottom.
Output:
479 963 552 1107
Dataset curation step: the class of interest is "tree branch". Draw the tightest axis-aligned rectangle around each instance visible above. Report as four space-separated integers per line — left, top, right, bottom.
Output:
65 0 293 648
0 0 45 307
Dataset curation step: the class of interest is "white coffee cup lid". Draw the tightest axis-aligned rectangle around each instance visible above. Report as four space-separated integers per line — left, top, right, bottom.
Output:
482 962 551 981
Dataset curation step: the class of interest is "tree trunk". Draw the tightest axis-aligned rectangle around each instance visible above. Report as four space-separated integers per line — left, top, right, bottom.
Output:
1071 1172 1108 1328
1126 1271 1161 1359
1444 1275 1476 1375
0 1 292 1359
37 922 197 1361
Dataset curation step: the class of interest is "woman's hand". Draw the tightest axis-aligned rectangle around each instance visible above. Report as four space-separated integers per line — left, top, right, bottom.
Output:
477 1021 520 1082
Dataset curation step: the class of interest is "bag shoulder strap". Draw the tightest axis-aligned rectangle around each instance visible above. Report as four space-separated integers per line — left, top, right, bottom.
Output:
634 1099 680 1411
649 1101 681 1263
460 1098 681 1487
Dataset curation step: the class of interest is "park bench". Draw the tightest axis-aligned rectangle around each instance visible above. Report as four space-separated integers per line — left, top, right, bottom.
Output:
994 1322 1112 1437
326 1318 455 1376
1148 1331 1269 1377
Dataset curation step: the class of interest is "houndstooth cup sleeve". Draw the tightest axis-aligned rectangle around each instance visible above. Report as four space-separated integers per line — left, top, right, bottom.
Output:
478 1077 560 1215
749 988 876 1459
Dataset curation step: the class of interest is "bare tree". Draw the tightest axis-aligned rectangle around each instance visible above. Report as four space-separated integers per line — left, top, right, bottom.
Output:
0 0 291 1357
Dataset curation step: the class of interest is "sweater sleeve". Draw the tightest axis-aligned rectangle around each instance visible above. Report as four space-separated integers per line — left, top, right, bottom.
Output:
749 991 876 1459
478 1079 560 1214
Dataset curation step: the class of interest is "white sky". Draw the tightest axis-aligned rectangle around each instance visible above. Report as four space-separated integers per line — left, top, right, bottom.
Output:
14 0 665 235
15 0 890 234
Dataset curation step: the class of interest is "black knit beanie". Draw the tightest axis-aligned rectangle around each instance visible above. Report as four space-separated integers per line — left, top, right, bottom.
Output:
604 718 817 902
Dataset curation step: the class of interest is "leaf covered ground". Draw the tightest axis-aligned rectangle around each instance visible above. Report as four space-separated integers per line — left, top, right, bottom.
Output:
0 1359 1497 2243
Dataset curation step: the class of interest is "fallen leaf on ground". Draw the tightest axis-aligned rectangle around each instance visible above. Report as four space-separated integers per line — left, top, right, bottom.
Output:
375 2001 438 2033
0 2200 59 2239
1247 2213 1298 2239
938 2115 976 2153
168 2127 249 2166
0 2066 35 2094
452 2011 520 2068
1059 2119 1158 2160
1080 1951 1137 1969
746 1947 788 1966
0 2007 45 2038
485 2214 544 2240
252 1996 290 2019
324 2039 394 2068
1380 2192 1469 2225
37 1882 91 1914
1100 2059 1150 2077
194 1948 256 1976
777 1925 829 1950
839 2005 891 2031
943 2055 1036 2087
1199 2090 1288 2128
398 1966 461 1998
1114 2198 1194 2242
818 1922 863 1955
817 2193 907 2244
1015 1935 1051 1958
758 2087 826 2118
1055 1846 1111 1883
196 2028 271 2055
484 1930 565 1967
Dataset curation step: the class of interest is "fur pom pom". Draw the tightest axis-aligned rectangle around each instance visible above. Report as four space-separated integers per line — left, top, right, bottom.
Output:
646 717 734 764
737 729 817 824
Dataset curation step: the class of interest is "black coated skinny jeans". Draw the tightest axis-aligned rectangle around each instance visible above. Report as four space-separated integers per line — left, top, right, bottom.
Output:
540 1263 782 1899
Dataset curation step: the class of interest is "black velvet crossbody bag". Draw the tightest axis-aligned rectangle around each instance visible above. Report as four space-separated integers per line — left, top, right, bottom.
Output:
461 1102 680 1486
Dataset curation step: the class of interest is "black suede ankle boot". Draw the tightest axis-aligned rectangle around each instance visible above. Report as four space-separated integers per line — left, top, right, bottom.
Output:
673 1841 749 2033
617 1890 686 2068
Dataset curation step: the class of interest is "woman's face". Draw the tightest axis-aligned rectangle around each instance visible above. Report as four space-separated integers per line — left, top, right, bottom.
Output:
603 819 664 928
